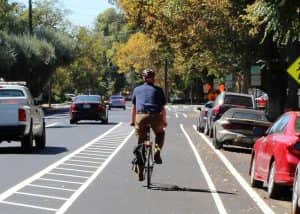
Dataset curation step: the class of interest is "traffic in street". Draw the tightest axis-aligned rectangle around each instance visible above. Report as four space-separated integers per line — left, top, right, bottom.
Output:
0 103 292 214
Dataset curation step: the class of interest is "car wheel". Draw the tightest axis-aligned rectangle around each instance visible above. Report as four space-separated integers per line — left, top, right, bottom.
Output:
204 122 209 135
21 124 33 153
35 122 46 149
212 130 222 149
70 119 77 124
250 156 263 188
267 161 281 198
292 170 300 214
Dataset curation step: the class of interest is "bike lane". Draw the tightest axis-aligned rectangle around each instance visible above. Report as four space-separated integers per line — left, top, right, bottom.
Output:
64 115 221 214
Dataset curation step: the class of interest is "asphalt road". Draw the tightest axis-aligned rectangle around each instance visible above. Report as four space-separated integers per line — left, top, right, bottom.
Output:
0 103 292 214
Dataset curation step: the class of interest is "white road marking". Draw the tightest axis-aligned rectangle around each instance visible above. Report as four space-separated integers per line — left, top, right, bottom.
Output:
48 172 89 179
192 125 275 214
56 129 135 214
16 191 68 200
182 113 188 118
39 178 84 185
55 167 94 173
0 201 58 212
28 184 76 192
61 163 98 169
175 113 179 118
46 122 59 128
180 124 227 214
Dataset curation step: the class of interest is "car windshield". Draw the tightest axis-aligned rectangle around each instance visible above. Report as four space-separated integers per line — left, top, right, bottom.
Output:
224 95 253 107
232 112 267 121
75 95 100 103
296 117 300 132
0 89 24 97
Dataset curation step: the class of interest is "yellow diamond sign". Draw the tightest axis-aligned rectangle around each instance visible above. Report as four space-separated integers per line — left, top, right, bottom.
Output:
287 57 300 84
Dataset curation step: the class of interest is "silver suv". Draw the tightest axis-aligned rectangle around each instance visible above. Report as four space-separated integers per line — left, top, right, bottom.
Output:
0 81 45 152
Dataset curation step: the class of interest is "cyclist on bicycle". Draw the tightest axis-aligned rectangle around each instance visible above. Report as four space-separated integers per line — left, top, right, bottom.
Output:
130 68 167 181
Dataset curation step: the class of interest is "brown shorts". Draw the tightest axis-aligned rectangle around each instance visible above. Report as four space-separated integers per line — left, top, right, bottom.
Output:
135 113 165 146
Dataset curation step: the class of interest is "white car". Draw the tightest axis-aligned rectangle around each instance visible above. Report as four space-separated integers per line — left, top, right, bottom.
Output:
0 81 45 152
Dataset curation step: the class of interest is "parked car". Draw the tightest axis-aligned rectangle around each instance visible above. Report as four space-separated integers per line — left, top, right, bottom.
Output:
249 111 300 199
205 92 255 137
292 163 300 214
0 81 46 152
108 95 126 110
69 95 108 124
255 93 268 109
212 108 271 149
196 101 213 132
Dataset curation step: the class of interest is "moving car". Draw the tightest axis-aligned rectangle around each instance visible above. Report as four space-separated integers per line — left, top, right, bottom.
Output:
249 111 300 199
70 95 108 124
205 92 255 137
212 108 271 149
108 95 126 110
0 81 46 152
292 163 300 214
196 101 213 132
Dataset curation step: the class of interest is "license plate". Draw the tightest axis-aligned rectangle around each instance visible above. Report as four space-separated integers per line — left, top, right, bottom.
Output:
83 104 91 109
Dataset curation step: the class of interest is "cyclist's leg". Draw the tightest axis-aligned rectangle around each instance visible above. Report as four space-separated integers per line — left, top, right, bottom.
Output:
135 114 149 180
150 114 165 164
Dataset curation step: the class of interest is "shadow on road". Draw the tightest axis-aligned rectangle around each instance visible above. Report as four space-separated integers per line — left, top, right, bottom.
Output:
148 183 236 195
0 146 68 155
222 146 252 154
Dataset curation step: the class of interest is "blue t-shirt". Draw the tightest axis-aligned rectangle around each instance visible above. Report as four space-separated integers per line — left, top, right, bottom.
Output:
132 83 166 113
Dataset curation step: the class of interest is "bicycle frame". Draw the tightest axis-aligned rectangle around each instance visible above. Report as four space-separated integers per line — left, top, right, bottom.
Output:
144 125 154 189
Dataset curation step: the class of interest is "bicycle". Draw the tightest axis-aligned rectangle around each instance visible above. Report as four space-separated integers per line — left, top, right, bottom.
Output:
132 124 155 189
143 124 155 189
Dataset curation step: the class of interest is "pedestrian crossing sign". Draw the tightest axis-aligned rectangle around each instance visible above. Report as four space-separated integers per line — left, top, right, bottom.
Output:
287 56 300 85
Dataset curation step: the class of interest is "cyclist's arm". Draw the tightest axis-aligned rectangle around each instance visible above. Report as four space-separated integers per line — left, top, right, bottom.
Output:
130 104 136 126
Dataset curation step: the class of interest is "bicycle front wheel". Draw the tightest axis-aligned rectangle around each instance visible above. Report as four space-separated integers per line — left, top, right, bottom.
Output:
146 146 154 189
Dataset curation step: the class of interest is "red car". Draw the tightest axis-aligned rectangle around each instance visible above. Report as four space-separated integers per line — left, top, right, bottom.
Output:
250 111 300 198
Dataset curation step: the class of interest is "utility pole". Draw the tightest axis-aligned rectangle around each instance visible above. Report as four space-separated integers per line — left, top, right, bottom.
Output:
29 0 33 35
164 57 168 103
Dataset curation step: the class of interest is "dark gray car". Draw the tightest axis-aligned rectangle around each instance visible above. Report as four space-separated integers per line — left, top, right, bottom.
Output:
212 108 271 149
205 91 255 137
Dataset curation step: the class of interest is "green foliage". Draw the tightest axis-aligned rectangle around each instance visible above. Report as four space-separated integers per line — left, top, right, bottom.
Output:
243 0 300 45
0 31 16 74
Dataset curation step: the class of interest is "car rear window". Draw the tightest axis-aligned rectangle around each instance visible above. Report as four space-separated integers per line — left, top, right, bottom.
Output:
232 112 267 121
111 96 123 100
0 89 24 97
296 117 300 132
224 95 253 107
75 96 100 102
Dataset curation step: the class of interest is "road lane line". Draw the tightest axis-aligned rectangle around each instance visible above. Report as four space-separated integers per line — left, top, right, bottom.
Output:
55 167 94 173
61 163 98 168
192 125 275 214
46 122 59 128
16 191 68 200
48 172 89 179
68 159 102 164
183 113 188 118
56 128 135 214
0 200 58 212
28 184 76 192
0 123 122 202
180 124 227 214
73 156 106 161
39 178 84 185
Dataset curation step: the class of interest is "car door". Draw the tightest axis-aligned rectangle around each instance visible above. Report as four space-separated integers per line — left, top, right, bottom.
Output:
258 115 289 179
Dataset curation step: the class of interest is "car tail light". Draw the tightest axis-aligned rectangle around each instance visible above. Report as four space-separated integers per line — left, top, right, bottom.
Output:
71 104 77 112
18 108 26 121
221 123 240 130
204 110 208 116
97 105 104 111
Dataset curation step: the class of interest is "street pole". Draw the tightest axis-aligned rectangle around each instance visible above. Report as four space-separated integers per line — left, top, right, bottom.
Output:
29 0 33 35
164 57 168 103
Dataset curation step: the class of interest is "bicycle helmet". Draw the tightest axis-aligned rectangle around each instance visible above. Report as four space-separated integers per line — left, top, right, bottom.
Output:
142 68 155 79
